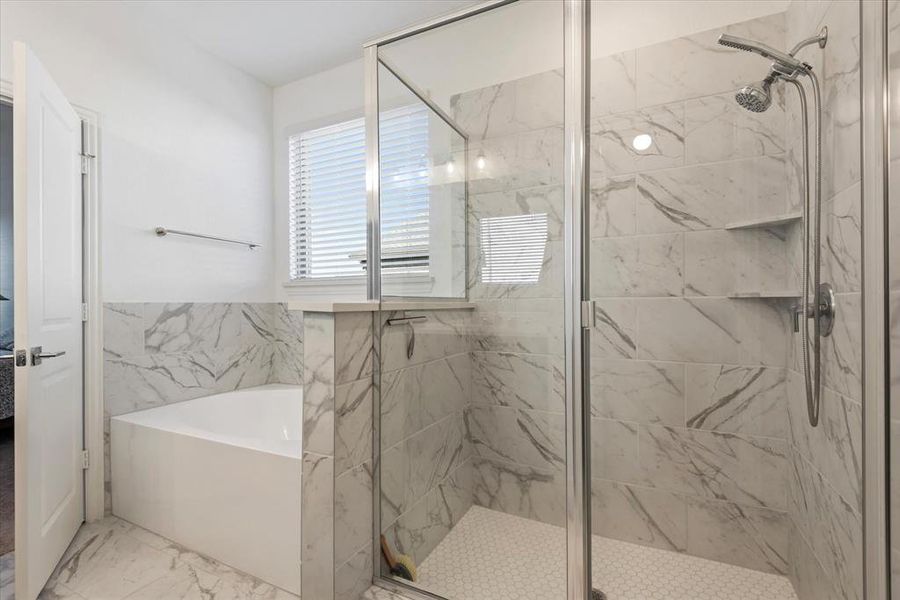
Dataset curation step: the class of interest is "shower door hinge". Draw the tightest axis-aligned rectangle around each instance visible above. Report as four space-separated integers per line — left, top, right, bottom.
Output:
81 450 90 469
581 300 595 329
79 152 95 174
81 303 88 322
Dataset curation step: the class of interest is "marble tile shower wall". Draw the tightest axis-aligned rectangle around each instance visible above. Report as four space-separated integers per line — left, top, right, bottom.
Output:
380 309 473 567
588 12 797 577
784 2 863 600
102 302 304 512
454 12 802 575
455 69 570 528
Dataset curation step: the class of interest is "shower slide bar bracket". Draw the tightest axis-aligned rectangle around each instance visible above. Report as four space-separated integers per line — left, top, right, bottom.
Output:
154 227 261 250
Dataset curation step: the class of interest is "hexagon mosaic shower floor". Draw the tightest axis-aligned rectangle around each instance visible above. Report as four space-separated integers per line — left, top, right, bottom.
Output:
414 506 798 600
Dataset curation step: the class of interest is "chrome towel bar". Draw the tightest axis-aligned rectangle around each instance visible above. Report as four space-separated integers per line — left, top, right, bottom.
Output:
155 227 261 250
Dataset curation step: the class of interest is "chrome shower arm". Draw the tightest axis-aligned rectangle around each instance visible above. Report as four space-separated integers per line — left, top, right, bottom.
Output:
789 27 828 57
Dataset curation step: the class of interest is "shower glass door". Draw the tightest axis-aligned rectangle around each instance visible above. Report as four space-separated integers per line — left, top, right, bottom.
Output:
586 2 863 599
366 1 583 598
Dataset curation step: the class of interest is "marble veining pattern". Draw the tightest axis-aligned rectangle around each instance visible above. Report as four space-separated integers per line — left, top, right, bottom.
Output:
785 1 863 598
102 302 303 514
104 302 303 419
15 517 298 600
446 8 807 581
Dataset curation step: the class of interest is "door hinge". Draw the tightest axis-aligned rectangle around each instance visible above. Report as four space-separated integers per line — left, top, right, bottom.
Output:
581 300 595 329
81 303 88 322
80 153 95 175
81 450 90 469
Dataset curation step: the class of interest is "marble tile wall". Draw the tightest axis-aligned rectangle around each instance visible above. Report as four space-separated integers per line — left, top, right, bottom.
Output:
452 15 570 534
102 302 304 512
452 11 809 577
301 311 374 600
380 309 474 567
784 2 863 599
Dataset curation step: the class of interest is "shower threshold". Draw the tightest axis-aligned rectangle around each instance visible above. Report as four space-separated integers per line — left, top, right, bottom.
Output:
413 506 797 600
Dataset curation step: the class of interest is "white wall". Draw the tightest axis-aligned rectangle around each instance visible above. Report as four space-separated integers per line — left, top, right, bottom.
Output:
0 1 275 302
272 59 364 299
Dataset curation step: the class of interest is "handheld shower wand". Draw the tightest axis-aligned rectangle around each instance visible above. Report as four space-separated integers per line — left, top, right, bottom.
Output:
717 28 833 428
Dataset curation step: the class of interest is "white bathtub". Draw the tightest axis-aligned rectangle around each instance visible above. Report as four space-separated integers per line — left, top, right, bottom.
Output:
111 384 302 594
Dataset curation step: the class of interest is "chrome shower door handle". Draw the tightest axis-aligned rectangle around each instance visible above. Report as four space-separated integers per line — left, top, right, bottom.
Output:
31 346 66 366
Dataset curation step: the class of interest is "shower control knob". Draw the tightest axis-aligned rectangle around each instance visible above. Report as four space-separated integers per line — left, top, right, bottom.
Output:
790 283 836 337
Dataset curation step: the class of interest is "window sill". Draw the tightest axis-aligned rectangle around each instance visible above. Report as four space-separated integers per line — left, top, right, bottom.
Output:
283 276 367 300
282 273 437 300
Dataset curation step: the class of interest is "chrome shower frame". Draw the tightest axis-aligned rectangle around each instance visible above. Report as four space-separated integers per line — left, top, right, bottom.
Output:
860 1 889 597
364 1 592 599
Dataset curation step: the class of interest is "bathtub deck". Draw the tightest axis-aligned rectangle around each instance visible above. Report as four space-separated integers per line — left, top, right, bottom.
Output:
11 516 298 600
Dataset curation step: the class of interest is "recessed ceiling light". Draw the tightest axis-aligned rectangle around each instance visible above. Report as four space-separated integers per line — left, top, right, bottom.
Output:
632 133 652 151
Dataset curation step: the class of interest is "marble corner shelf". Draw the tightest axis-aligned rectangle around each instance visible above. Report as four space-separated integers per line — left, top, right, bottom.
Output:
727 290 801 299
724 212 802 231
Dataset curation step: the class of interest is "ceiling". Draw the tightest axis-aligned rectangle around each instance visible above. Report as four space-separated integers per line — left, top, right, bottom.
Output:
131 0 479 87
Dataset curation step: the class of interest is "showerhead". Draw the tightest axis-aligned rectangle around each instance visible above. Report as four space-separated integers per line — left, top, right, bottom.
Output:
717 33 806 74
734 75 775 113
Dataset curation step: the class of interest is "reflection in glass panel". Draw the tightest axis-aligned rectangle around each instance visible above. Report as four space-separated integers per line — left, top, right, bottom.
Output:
587 2 861 599
378 63 466 299
375 1 565 598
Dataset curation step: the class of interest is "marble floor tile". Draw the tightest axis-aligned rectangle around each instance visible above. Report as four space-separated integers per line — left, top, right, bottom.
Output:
3 516 300 600
1 552 15 599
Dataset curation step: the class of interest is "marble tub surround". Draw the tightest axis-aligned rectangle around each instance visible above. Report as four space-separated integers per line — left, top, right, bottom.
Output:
782 1 863 599
102 301 304 513
379 309 474 567
301 310 374 600
104 302 304 416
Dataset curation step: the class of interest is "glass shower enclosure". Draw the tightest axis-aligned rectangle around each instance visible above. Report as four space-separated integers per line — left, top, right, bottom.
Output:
363 1 872 599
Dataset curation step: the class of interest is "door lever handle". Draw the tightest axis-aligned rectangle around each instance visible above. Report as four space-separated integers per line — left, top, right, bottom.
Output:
30 346 66 366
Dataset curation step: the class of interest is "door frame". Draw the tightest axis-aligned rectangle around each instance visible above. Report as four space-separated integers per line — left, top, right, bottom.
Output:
363 1 593 598
0 77 104 525
859 1 890 598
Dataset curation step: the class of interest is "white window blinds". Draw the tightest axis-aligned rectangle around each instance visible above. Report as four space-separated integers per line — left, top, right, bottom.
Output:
289 104 430 280
479 213 548 284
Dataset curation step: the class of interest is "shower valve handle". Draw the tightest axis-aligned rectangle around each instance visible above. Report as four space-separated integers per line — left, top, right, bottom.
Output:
791 283 836 336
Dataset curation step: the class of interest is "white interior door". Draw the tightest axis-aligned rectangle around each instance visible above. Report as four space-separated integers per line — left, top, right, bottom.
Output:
13 41 84 600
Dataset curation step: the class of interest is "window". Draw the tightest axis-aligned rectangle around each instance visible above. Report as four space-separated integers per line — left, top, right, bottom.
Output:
288 104 430 281
479 213 548 284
